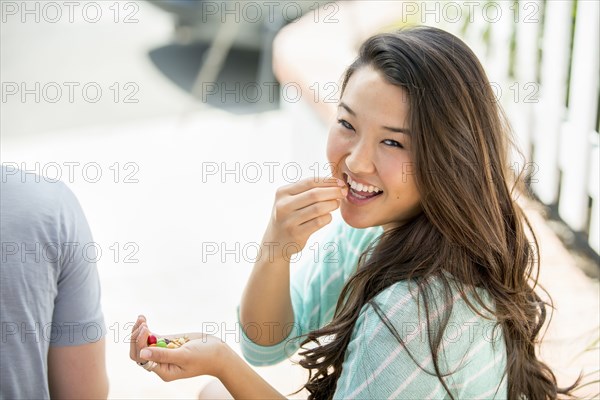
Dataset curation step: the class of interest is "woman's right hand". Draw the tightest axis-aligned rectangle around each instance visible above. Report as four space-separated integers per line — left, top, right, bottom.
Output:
260 176 348 262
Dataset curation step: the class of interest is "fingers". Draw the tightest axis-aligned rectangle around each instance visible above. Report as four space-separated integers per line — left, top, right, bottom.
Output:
291 186 347 211
276 187 346 226
130 315 146 344
140 347 178 365
130 316 151 363
281 176 346 196
294 199 340 225
131 316 147 343
298 211 334 234
132 314 146 332
264 178 348 256
139 347 183 382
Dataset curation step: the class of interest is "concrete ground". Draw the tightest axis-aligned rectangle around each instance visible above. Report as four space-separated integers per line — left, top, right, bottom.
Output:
1 1 598 398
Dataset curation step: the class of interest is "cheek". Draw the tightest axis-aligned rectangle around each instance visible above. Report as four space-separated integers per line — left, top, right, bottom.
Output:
326 129 345 164
383 158 420 199
401 176 421 206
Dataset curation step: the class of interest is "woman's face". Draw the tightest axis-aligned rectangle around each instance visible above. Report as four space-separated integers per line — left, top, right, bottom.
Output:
327 66 422 231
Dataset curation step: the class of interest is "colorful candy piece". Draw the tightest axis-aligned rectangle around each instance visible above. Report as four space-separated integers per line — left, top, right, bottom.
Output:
148 336 190 349
147 335 157 346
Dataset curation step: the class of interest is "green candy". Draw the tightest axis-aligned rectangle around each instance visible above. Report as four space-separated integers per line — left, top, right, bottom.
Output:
157 341 167 348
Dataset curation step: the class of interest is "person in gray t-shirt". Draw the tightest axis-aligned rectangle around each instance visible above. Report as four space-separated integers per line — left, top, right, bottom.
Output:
1 165 108 399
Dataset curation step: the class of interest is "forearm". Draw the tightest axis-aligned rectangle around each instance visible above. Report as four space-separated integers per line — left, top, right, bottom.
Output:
239 243 295 346
217 345 287 400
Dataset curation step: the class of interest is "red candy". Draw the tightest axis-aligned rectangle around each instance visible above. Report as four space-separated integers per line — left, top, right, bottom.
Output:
147 334 157 345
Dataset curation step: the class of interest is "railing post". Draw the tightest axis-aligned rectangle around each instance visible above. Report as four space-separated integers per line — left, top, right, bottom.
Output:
558 0 600 232
511 0 542 162
532 0 573 205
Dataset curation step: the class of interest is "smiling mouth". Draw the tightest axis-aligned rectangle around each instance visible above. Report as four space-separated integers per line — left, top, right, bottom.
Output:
343 173 384 200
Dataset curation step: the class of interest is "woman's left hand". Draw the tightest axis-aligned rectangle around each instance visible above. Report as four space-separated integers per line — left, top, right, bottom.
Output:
130 315 227 382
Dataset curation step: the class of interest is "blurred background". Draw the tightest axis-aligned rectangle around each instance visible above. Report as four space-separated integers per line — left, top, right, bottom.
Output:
1 0 598 398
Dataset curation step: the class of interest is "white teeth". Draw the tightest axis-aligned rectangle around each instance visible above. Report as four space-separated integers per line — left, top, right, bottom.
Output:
345 175 382 193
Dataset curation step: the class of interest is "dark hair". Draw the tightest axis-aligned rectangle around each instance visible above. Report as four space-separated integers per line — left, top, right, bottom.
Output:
295 26 578 400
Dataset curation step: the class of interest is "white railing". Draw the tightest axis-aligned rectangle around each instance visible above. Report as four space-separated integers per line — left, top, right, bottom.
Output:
446 0 599 255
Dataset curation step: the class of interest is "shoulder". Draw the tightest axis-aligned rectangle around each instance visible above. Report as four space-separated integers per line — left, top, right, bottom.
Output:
1 166 94 267
1 166 81 221
1 167 87 247
353 279 504 365
334 281 506 399
367 274 499 317
335 278 506 398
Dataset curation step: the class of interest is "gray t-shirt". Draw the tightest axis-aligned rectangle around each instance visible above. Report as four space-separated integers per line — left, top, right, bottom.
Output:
1 166 105 400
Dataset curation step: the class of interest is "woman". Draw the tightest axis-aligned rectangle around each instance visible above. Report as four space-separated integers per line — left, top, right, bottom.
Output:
130 26 577 399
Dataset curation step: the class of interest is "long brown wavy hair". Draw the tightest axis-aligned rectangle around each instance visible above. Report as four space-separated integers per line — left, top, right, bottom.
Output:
295 26 579 400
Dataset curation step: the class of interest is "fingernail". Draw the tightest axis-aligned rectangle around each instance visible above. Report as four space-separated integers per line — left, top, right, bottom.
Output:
341 187 348 196
140 349 152 359
337 179 345 187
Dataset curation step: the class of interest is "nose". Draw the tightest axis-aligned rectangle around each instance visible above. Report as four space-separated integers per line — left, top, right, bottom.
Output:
345 139 376 175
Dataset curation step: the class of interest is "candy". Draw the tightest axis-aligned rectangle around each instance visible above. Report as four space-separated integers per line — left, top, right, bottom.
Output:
146 336 190 349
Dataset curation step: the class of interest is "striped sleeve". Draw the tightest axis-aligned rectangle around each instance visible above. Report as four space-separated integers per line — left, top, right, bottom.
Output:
237 217 383 366
333 281 508 399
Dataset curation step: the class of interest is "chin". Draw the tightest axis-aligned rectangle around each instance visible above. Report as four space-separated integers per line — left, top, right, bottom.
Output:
340 208 380 230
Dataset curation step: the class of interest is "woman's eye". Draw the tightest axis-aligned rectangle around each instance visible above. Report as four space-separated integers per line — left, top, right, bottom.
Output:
383 139 404 149
337 119 354 131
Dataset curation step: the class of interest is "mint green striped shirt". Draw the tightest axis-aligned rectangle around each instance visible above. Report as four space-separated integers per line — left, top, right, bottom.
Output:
237 220 508 399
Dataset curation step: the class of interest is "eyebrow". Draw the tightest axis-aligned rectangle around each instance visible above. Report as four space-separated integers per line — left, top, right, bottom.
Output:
338 102 411 135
